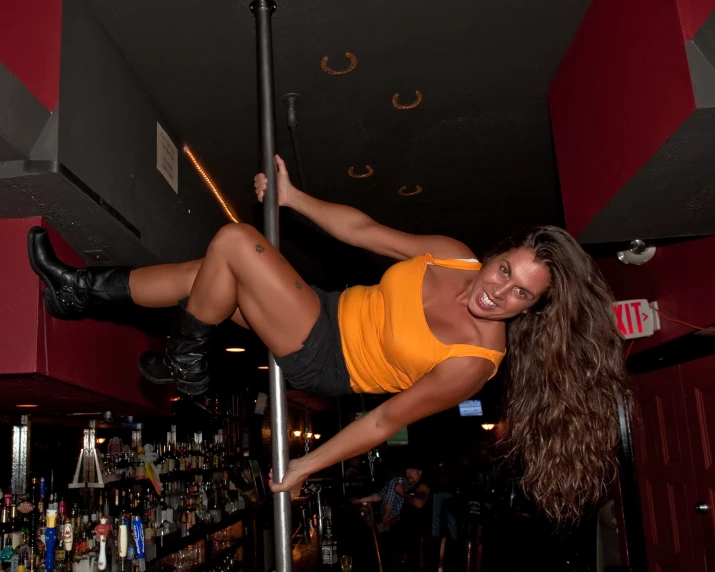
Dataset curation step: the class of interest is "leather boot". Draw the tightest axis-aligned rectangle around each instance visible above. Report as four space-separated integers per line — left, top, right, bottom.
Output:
138 299 215 396
27 226 132 319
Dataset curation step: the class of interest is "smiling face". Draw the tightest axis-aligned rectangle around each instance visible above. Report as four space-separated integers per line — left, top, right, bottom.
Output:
468 247 551 321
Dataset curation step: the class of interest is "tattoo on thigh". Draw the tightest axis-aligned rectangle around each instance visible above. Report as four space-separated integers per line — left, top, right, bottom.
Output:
295 280 303 290
255 244 265 254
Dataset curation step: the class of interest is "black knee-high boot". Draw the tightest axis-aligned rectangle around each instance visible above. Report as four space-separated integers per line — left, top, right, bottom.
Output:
138 299 215 396
27 226 132 319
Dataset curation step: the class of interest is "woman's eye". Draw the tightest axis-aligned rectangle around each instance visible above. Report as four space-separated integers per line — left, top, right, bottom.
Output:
500 266 508 275
517 289 527 298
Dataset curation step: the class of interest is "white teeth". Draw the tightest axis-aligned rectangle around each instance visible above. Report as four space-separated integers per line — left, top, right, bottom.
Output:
481 291 496 308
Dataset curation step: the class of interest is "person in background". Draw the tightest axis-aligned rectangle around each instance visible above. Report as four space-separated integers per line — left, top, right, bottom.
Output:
353 472 406 532
388 462 432 569
394 463 431 531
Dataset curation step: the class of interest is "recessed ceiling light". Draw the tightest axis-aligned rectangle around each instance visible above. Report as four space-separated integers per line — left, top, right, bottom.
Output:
16 404 38 408
96 438 106 444
226 347 245 353
258 366 269 370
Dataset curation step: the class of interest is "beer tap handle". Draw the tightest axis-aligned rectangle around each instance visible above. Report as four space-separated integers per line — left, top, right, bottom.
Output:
96 518 111 571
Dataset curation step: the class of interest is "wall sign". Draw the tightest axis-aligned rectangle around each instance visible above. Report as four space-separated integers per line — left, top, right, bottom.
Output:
156 123 178 194
612 299 660 340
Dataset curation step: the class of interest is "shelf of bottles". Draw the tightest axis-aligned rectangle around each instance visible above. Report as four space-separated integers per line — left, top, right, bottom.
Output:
153 520 246 572
0 423 262 572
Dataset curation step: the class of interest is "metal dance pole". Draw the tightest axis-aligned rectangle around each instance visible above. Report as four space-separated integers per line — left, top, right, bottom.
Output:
250 2 292 571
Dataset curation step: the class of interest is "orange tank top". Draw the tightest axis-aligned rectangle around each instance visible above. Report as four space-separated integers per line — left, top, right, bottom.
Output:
337 254 506 394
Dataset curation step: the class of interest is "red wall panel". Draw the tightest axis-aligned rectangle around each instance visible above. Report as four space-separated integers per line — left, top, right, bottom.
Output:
36 222 166 409
676 0 715 39
549 0 695 236
0 218 42 374
0 217 169 413
0 0 62 111
596 235 715 353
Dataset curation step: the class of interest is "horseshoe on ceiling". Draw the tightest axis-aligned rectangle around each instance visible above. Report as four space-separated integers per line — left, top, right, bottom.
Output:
348 165 374 179
392 90 423 110
397 185 423 197
321 52 358 76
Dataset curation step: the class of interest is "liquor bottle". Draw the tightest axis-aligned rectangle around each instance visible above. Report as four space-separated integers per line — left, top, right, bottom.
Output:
89 512 98 552
55 500 66 567
119 492 127 524
102 492 110 527
96 491 103 521
0 491 8 540
154 444 164 475
212 435 220 469
70 504 79 534
80 513 90 556
178 443 186 472
26 477 40 564
191 442 199 470
113 488 121 522
38 478 46 530
165 441 175 474
203 441 211 472
320 506 338 566
196 442 204 470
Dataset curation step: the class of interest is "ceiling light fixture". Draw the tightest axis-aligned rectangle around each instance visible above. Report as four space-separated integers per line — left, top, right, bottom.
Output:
171 397 182 402
183 146 239 224
96 438 106 444
481 424 495 431
292 430 302 437
305 432 313 439
16 404 38 408
258 366 269 370
225 347 246 353
313 434 321 440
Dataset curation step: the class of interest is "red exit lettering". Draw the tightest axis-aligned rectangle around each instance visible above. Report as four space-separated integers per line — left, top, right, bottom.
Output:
612 299 657 339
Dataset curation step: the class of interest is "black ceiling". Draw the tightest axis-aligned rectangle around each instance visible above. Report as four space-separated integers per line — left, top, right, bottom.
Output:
86 0 589 269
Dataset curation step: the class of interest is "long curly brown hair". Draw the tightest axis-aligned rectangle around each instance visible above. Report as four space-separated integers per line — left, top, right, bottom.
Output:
486 226 629 523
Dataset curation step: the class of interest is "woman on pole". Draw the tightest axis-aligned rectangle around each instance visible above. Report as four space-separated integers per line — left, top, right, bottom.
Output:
27 156 627 522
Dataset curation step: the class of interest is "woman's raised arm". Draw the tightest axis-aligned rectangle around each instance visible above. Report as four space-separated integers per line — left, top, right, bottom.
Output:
255 156 474 261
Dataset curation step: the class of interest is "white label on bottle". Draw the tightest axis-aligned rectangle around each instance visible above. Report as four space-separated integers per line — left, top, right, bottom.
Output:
321 543 338 565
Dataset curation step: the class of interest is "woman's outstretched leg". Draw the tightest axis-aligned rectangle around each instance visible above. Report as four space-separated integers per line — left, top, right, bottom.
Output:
27 227 249 328
28 226 134 318
140 223 321 395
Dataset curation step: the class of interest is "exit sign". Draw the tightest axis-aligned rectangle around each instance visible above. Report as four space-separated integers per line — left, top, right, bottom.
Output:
612 299 660 340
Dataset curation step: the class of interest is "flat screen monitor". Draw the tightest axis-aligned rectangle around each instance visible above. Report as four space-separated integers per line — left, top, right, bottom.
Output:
458 399 483 417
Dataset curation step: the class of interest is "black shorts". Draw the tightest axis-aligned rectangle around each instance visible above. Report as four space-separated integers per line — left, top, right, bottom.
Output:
274 286 353 397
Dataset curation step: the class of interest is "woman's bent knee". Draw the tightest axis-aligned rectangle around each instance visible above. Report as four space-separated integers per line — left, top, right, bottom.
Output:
210 223 262 253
